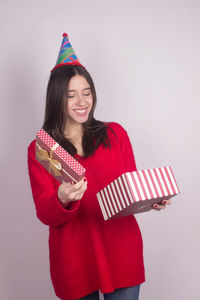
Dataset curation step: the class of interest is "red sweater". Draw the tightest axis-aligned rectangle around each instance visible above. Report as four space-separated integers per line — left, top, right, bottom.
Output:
28 122 145 300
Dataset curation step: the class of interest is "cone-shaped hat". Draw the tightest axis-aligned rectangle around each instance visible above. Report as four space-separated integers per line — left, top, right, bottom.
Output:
51 33 84 72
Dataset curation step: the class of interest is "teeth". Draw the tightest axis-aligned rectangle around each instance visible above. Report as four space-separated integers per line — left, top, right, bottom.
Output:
75 109 87 113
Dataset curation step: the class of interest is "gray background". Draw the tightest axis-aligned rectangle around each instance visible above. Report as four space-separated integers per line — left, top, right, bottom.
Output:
0 0 199 299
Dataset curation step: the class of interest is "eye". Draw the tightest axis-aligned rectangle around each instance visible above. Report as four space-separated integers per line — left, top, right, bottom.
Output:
68 95 75 98
83 93 91 96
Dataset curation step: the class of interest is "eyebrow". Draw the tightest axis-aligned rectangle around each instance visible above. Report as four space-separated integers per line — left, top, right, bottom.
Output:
67 87 91 92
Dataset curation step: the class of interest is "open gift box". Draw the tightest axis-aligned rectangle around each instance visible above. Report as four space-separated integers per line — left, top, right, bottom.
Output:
35 129 86 183
97 166 180 220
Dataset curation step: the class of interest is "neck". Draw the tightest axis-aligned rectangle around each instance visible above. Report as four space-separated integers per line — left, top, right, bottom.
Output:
64 120 83 142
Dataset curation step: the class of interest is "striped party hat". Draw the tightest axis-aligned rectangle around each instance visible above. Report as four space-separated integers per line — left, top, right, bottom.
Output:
51 33 85 72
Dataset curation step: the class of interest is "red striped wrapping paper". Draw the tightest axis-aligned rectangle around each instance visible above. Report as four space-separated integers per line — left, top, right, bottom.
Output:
36 129 86 183
97 166 180 220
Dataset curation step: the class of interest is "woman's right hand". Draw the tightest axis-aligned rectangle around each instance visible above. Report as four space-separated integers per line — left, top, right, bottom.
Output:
57 178 87 208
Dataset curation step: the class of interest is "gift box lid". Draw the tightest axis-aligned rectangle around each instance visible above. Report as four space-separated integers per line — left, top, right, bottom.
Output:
36 129 86 175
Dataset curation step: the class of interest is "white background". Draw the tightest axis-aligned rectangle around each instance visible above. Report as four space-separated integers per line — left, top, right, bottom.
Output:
0 0 199 299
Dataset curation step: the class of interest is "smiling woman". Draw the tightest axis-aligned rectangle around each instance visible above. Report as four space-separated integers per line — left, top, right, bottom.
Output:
27 33 171 300
42 65 112 158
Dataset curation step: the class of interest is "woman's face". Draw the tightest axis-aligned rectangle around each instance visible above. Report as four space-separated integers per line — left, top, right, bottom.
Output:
66 74 93 126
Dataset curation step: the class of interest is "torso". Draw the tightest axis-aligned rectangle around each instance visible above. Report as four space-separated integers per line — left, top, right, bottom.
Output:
28 122 145 300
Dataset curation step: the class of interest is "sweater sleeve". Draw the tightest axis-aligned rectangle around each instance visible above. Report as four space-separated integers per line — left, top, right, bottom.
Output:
27 140 80 227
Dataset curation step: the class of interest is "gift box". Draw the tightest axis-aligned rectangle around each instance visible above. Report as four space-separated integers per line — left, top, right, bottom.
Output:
97 166 180 220
35 129 86 183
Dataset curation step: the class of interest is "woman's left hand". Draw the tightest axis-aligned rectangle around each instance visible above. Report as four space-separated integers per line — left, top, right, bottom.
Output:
152 199 172 211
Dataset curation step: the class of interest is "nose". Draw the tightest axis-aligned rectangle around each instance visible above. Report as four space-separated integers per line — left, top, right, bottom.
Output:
76 94 85 105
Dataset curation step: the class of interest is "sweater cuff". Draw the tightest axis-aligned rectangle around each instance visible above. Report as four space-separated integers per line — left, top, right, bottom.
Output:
56 195 80 212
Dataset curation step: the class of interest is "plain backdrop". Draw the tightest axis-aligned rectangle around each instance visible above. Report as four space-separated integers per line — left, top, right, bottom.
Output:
0 0 199 299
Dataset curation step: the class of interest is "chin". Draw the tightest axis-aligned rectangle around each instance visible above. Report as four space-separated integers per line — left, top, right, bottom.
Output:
72 111 91 123
74 116 89 124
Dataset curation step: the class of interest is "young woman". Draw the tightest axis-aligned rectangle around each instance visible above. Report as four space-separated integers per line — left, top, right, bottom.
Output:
28 35 171 300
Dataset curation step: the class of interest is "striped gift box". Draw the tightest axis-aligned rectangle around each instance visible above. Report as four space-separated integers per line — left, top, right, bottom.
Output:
97 166 180 220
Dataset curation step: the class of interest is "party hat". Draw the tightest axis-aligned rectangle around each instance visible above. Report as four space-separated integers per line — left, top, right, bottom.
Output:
51 33 85 72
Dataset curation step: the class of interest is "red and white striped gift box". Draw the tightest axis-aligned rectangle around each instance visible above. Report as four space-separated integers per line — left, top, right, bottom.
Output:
36 129 86 183
97 166 180 220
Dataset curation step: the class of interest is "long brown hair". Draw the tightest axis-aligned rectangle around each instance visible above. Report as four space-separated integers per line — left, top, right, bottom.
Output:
43 65 112 157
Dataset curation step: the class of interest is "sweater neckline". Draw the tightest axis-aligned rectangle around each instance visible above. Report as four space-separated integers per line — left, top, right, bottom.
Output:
75 153 84 160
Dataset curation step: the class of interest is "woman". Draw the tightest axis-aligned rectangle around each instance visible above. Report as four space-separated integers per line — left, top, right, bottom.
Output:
28 34 171 300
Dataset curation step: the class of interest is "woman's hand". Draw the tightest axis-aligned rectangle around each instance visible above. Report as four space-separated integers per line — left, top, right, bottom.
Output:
57 178 87 208
152 198 172 211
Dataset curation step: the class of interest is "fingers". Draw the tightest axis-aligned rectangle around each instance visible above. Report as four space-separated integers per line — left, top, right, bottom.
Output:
152 203 166 211
70 177 87 191
152 198 172 211
74 191 85 200
164 199 172 205
58 177 87 204
69 180 87 201
61 177 86 192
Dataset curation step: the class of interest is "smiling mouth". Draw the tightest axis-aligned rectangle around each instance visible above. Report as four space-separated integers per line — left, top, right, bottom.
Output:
74 108 88 113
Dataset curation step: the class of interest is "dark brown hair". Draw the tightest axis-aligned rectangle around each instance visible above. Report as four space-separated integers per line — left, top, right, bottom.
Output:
43 65 112 158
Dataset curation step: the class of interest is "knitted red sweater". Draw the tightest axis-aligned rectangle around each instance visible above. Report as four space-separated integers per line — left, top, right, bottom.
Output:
28 122 145 300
